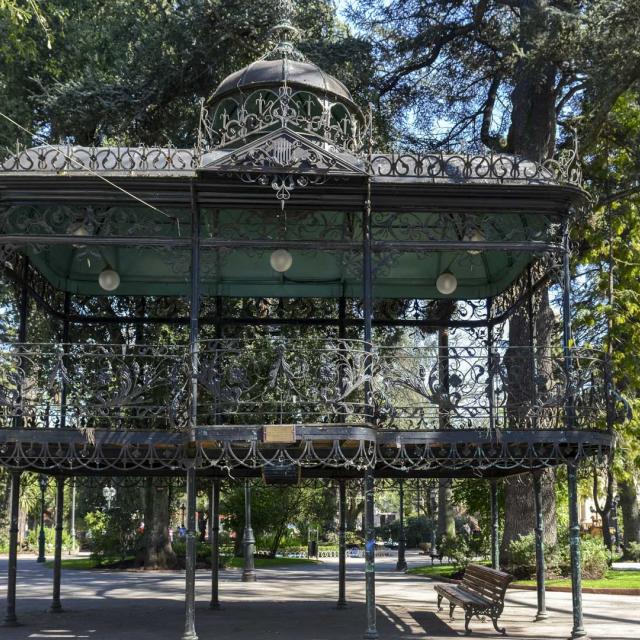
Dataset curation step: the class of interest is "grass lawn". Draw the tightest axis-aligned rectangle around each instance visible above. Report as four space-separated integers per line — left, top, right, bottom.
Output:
514 569 640 590
46 556 317 571
227 556 318 569
407 564 459 580
44 557 122 570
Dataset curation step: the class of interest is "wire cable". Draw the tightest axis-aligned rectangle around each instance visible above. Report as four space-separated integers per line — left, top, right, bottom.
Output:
0 110 184 236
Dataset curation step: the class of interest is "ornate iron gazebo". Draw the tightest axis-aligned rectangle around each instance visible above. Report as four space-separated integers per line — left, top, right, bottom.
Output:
0 12 615 640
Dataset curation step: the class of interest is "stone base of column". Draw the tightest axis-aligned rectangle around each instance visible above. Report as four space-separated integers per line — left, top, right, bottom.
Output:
395 560 407 571
180 632 198 640
241 570 257 582
364 629 379 639
535 611 548 621
569 629 589 640
337 601 348 610
209 601 221 610
49 603 64 614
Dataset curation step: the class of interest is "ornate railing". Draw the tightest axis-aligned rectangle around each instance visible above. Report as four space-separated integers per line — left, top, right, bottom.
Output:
374 345 606 430
0 343 189 431
0 340 607 431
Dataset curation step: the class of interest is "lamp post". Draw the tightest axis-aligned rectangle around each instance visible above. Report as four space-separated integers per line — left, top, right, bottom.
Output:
180 503 186 528
37 474 48 563
102 485 116 511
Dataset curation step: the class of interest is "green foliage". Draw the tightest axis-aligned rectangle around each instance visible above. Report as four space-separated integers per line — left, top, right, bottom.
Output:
508 532 608 580
376 515 434 548
25 526 73 554
85 510 139 562
438 534 471 570
626 541 640 562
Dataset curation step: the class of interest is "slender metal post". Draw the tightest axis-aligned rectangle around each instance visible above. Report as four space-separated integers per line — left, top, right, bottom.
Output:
50 477 64 613
210 479 221 610
37 474 48 563
242 479 256 582
182 463 198 640
396 479 407 571
70 478 76 552
60 292 70 429
337 479 347 609
561 220 587 640
181 179 200 640
3 471 21 626
490 479 499 570
362 176 377 639
4 264 29 626
363 470 378 639
568 464 588 639
533 471 547 621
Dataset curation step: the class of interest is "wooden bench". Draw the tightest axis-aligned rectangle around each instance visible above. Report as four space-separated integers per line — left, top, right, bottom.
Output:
434 564 513 635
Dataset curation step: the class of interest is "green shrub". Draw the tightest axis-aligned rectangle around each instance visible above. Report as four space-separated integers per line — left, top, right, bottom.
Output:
559 536 609 580
626 541 640 562
85 510 139 562
25 527 73 554
507 533 536 578
506 533 562 579
438 534 471 570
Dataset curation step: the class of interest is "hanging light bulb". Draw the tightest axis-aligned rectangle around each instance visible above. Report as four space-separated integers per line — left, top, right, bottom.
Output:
98 267 120 292
270 249 293 273
436 271 457 295
464 229 485 255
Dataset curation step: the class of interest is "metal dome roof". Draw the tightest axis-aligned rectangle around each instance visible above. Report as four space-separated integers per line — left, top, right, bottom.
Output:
212 56 355 105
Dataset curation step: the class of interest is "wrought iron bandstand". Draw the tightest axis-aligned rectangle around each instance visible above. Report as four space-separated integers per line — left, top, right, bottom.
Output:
0 18 616 640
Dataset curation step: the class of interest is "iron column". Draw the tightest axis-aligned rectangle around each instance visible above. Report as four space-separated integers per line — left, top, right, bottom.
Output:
337 479 347 609
182 463 198 640
396 479 407 571
70 478 76 552
363 470 377 639
490 478 499 570
3 471 21 626
37 474 48 563
242 479 256 582
362 170 377 639
4 262 29 626
533 471 547 621
210 479 221 609
568 464 587 638
50 477 64 613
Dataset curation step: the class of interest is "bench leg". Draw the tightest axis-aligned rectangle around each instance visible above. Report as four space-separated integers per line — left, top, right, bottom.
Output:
464 608 472 635
449 603 456 620
491 615 506 635
437 594 443 612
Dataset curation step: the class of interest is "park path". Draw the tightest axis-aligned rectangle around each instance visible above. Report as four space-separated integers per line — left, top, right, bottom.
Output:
0 553 638 639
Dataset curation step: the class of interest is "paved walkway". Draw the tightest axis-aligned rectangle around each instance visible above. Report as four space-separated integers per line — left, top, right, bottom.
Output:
0 553 638 639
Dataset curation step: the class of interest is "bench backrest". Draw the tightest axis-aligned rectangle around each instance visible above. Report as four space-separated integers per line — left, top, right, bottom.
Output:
460 564 513 604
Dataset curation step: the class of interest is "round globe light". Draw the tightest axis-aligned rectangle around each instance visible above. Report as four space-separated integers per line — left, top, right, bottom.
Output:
436 271 457 295
270 248 293 273
465 229 485 255
98 267 120 292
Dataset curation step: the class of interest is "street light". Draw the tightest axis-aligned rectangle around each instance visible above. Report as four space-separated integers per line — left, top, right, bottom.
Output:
102 485 116 511
37 474 48 563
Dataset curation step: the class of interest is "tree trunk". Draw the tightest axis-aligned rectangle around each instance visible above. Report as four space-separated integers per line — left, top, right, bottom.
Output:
619 476 640 554
143 478 177 569
437 479 455 540
507 0 558 161
501 469 557 563
502 290 558 562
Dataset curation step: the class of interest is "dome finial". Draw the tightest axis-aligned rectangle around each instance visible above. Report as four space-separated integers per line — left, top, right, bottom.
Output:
270 0 300 57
